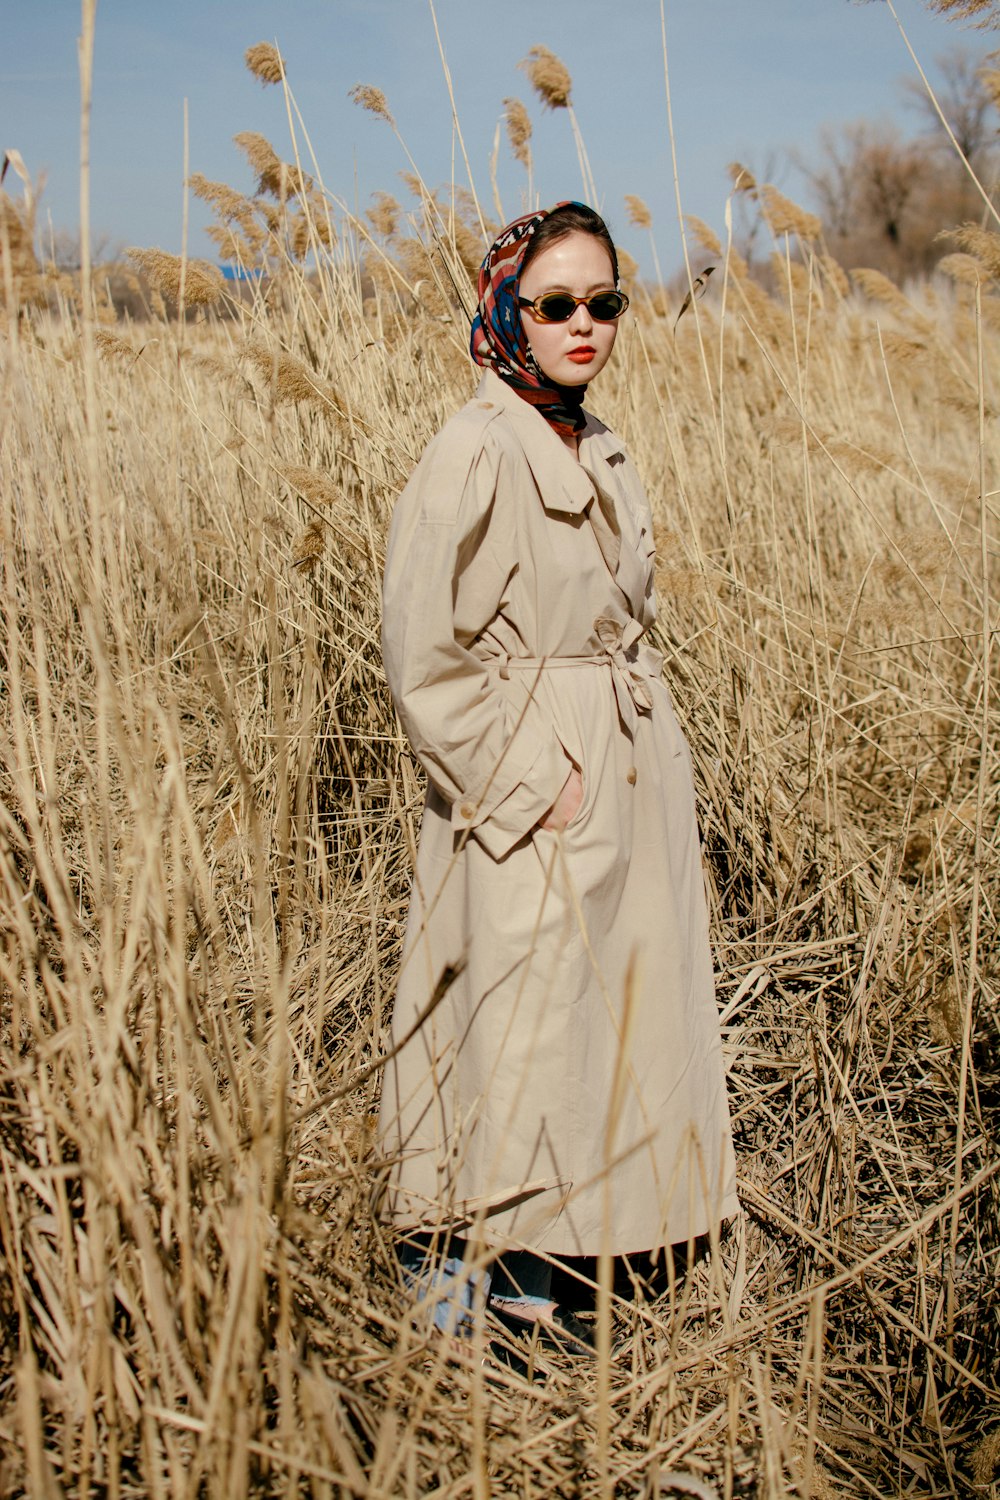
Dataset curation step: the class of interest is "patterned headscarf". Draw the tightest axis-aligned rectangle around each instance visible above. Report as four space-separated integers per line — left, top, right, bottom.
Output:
470 202 592 439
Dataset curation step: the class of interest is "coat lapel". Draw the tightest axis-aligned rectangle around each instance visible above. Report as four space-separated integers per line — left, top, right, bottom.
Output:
475 370 594 515
474 370 647 618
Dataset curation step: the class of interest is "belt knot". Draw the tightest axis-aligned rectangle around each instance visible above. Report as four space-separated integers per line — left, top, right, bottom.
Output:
594 615 653 733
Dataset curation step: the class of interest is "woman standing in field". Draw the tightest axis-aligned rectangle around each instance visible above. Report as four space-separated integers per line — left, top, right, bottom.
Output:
379 202 738 1352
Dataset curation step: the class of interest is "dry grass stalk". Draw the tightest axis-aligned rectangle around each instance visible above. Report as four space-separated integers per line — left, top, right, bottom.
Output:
244 41 285 86
519 45 573 110
1 166 44 313
0 196 34 275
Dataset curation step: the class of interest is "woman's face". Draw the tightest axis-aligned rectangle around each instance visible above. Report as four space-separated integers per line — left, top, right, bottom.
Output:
517 231 619 388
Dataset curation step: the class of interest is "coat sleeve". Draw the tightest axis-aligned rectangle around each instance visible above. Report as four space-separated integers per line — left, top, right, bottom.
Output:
381 407 571 861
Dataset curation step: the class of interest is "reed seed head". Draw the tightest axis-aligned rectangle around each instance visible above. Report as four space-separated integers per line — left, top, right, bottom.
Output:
927 0 1000 26
127 248 224 307
625 195 652 230
206 224 260 263
980 63 1000 111
943 222 1000 280
819 254 850 300
234 131 283 189
880 333 928 363
937 251 987 285
289 214 311 262
0 192 44 311
971 1430 1000 1490
233 132 309 200
349 84 395 127
444 209 488 281
188 173 253 224
616 247 639 286
759 185 821 242
94 329 137 362
685 215 722 256
307 202 336 249
519 46 573 110
245 42 285 86
187 352 241 385
850 267 914 314
727 161 758 196
291 520 326 572
502 98 533 169
245 342 327 405
367 192 400 238
282 466 340 507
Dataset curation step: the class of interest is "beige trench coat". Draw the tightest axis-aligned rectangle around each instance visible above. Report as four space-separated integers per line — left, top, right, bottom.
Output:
379 367 738 1257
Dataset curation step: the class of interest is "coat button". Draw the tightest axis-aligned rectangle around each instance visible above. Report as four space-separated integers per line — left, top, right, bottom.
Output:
626 766 637 785
459 801 475 819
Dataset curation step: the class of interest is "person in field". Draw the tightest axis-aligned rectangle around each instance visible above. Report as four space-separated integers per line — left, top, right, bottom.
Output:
378 202 738 1356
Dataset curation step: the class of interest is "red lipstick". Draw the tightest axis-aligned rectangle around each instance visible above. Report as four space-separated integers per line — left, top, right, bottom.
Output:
567 347 595 363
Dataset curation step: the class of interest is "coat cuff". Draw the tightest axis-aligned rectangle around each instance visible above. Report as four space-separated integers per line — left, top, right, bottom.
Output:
450 738 571 861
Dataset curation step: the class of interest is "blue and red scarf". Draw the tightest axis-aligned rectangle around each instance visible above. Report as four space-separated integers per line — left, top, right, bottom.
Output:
470 202 588 440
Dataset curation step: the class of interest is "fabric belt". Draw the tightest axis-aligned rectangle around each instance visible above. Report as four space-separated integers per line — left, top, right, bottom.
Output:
497 615 654 736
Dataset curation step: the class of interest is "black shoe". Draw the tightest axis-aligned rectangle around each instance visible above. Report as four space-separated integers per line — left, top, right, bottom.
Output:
486 1332 533 1381
490 1302 596 1358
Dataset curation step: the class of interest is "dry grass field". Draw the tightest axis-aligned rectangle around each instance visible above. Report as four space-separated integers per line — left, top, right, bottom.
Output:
1 35 999 1499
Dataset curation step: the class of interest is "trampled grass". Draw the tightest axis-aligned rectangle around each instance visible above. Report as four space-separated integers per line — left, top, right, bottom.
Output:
1 30 998 1500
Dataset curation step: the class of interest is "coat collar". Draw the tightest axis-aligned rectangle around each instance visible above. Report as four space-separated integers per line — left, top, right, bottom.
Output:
473 368 626 515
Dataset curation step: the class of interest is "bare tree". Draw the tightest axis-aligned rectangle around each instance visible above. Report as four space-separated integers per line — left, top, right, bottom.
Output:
42 225 119 271
802 121 934 270
902 46 999 165
795 40 1000 277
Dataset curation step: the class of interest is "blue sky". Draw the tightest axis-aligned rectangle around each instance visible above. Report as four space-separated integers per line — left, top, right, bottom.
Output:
1 0 993 277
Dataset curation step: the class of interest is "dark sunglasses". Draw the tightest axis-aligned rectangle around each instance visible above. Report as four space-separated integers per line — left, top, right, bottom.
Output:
516 288 629 323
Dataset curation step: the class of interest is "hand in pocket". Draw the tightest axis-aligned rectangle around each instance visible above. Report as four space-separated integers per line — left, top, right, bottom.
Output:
538 763 583 832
